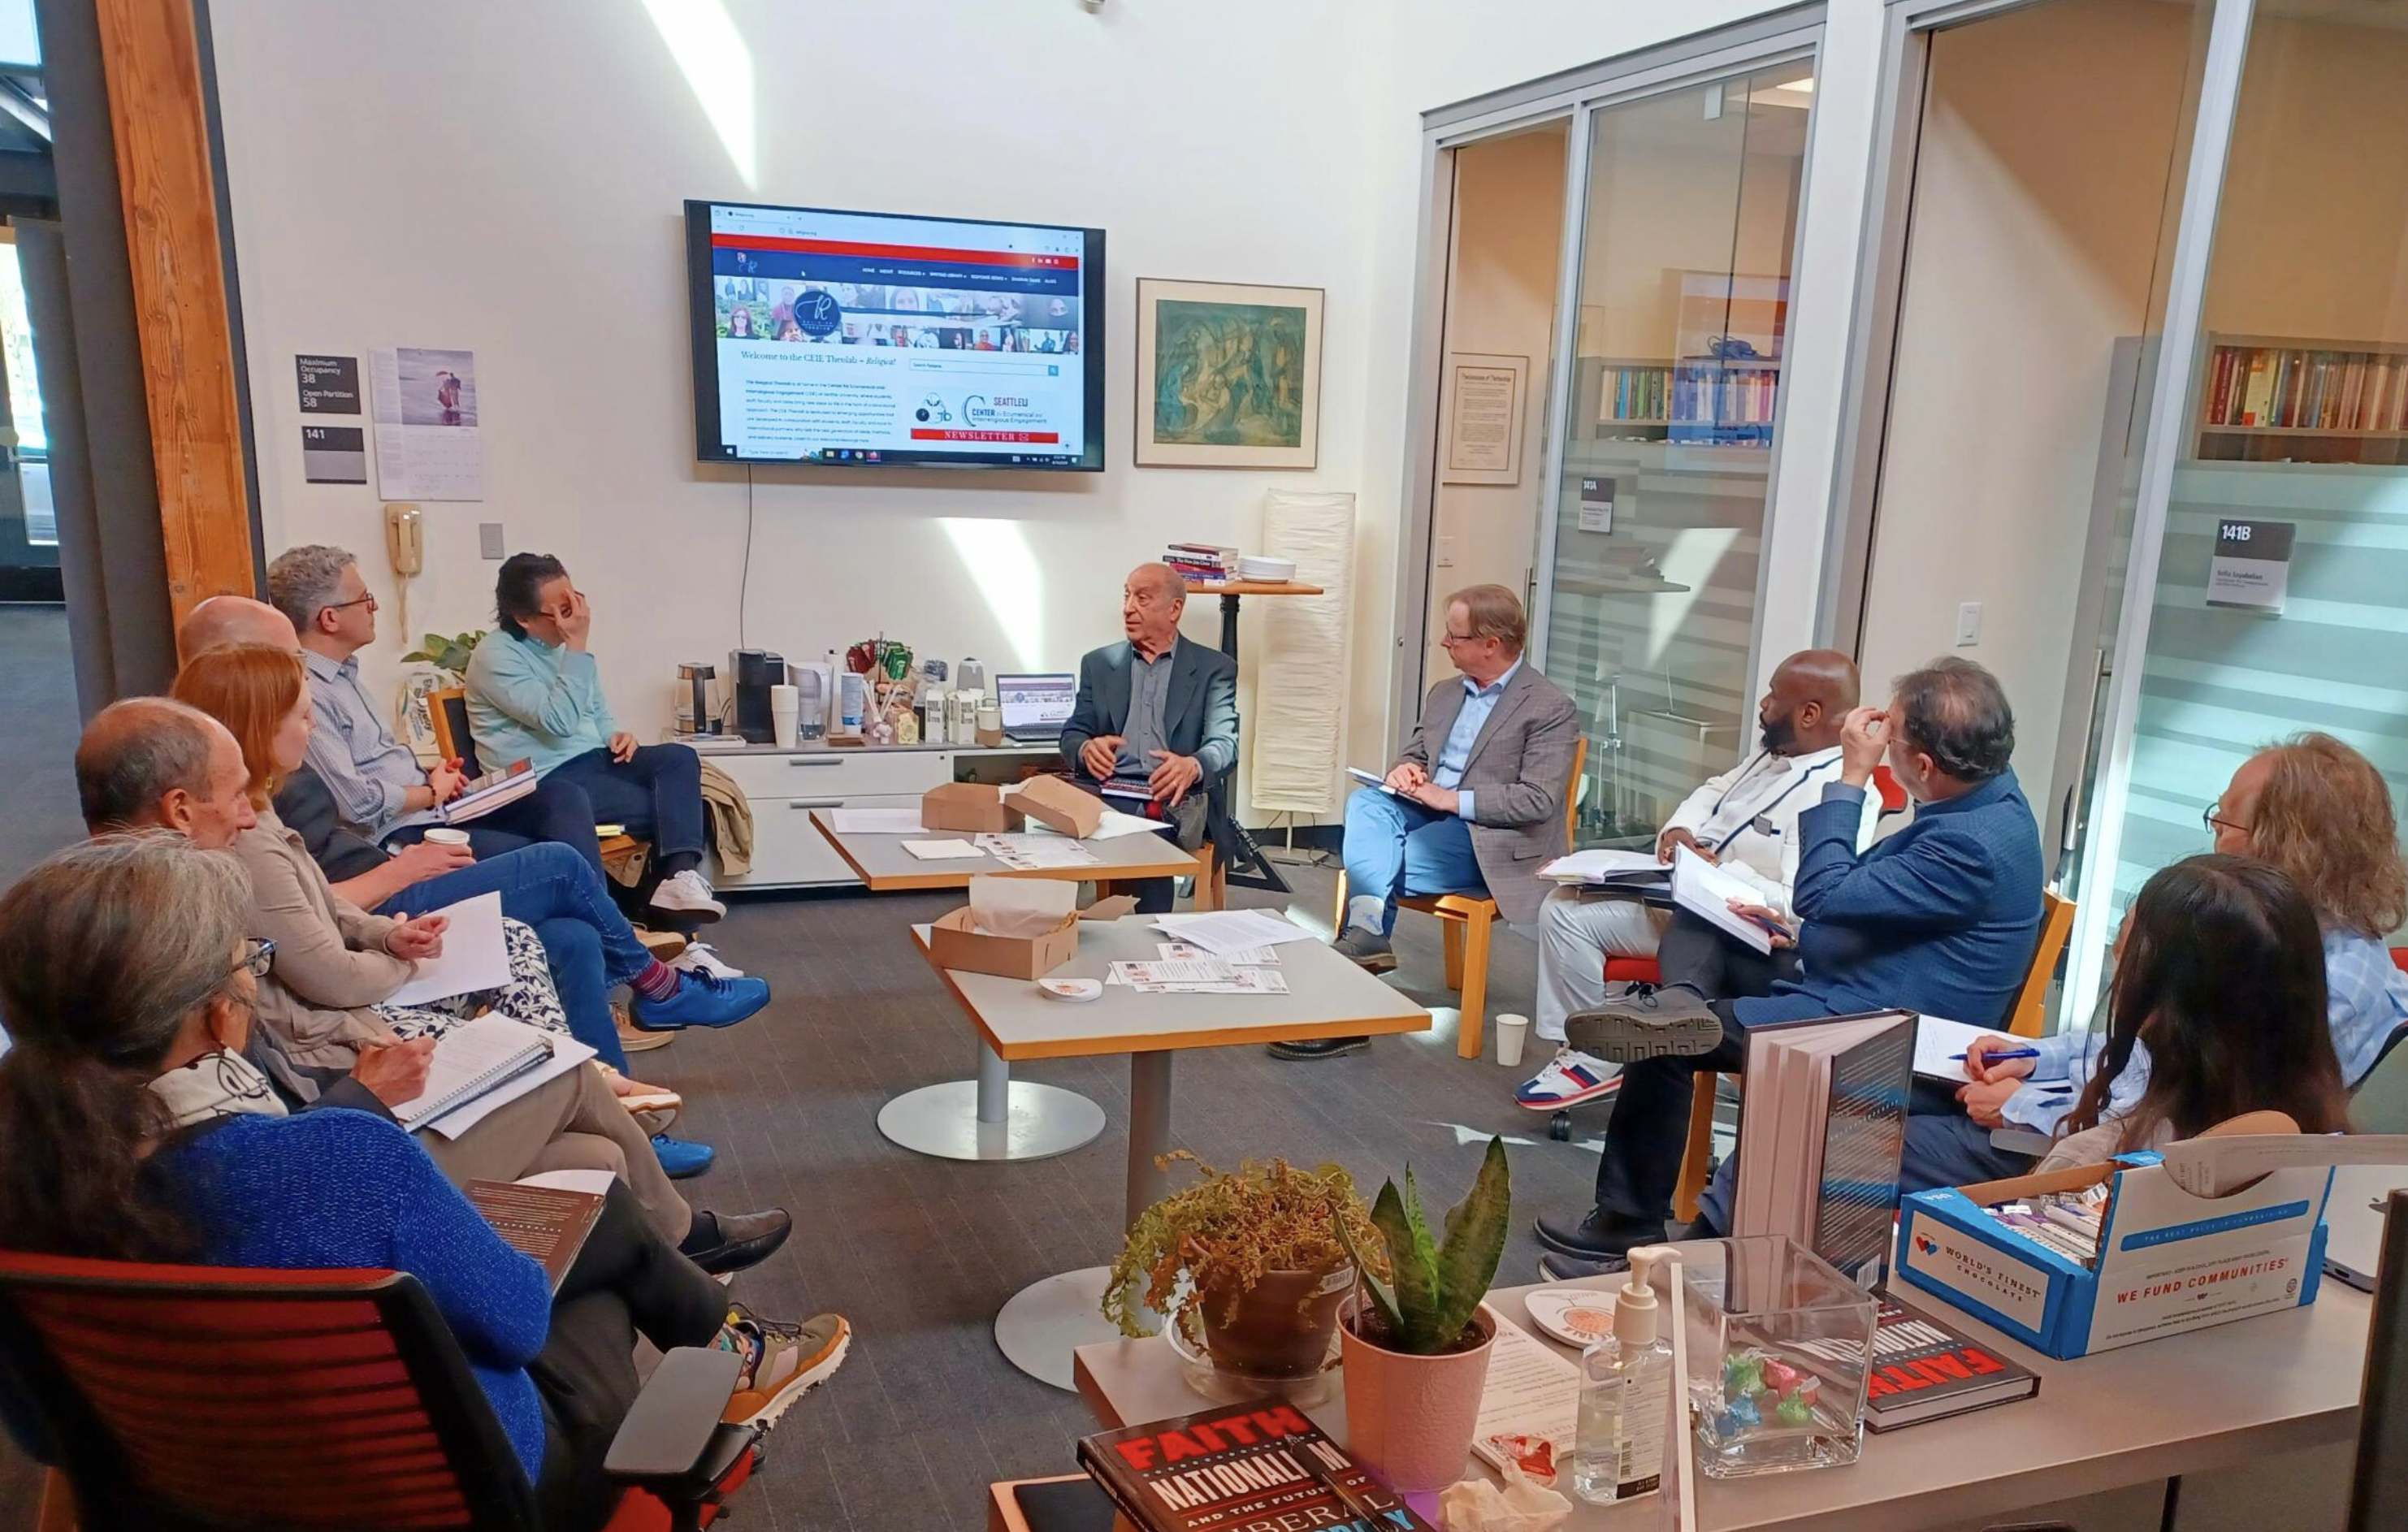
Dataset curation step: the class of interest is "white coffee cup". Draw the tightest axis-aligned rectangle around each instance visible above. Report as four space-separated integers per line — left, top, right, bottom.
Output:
1494 1012 1531 1069
423 827 470 848
769 683 801 748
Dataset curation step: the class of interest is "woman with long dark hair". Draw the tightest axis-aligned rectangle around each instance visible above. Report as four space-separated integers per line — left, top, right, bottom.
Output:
0 834 848 1530
465 554 726 925
1966 855 2350 1170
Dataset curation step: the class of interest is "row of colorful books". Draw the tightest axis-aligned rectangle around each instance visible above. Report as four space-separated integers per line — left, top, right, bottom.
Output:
1599 361 1781 426
1162 542 1236 582
2202 344 2408 434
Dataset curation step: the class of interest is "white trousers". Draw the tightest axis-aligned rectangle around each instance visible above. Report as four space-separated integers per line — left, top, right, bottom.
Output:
1535 887 1669 1042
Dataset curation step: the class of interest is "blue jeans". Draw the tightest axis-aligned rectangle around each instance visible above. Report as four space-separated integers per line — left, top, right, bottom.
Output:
548 744 707 875
387 776 605 875
1340 787 1485 937
377 842 653 1073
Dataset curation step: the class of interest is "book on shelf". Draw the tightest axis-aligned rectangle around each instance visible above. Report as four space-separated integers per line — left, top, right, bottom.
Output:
2202 342 2408 434
1860 1288 2040 1430
1076 1398 1436 1532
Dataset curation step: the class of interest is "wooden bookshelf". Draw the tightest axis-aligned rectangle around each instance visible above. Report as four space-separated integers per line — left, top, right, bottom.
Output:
2195 333 2408 465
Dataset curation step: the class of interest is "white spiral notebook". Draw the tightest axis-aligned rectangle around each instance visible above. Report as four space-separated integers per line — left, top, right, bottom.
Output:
390 1015 564 1131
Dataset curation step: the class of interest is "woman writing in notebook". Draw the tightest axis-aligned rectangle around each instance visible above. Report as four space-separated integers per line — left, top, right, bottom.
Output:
1961 855 2351 1171
0 835 848 1532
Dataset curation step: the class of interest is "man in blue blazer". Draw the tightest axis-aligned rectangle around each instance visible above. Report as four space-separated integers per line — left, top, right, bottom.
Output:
1538 658 2043 1265
1060 562 1241 912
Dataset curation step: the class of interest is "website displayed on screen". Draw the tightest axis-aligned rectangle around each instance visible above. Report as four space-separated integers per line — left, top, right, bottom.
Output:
692 202 1099 468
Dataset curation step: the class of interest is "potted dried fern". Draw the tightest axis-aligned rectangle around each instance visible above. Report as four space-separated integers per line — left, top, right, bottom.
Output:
1103 1153 1383 1393
1331 1136 1511 1493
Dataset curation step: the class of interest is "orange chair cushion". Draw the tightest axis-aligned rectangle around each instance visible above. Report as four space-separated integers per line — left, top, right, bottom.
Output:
1604 957 1662 985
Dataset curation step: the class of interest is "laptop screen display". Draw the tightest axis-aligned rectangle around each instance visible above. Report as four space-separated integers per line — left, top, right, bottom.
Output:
997 673 1076 734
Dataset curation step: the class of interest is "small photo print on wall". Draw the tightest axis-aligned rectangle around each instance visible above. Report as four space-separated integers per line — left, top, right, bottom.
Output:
1134 278 1322 468
395 347 478 426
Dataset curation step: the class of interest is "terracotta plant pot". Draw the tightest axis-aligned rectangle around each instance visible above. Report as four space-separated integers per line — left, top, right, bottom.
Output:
1197 1266 1352 1382
1338 1300 1498 1493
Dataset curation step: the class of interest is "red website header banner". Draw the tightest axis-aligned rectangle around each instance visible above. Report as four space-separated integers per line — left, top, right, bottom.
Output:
909 429 1063 444
712 233 1077 270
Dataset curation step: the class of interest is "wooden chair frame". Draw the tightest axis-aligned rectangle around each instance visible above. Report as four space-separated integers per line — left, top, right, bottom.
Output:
1334 737 1587 1059
430 686 644 876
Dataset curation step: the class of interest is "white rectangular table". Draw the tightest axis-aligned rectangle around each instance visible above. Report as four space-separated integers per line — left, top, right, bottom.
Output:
1073 1276 2372 1530
909 914 1431 1389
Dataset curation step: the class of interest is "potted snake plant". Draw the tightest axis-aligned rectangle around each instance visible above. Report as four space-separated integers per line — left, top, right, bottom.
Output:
1331 1135 1511 1493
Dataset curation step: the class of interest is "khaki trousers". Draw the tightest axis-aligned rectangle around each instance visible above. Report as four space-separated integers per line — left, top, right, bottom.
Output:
418 1062 691 1245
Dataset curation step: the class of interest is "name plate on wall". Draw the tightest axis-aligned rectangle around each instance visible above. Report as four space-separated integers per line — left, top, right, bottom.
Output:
2207 519 2293 613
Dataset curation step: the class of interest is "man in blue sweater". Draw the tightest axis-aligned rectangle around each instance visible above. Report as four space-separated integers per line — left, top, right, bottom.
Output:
1536 658 2043 1266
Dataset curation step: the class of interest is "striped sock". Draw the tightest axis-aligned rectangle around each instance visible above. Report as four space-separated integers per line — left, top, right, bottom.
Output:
632 961 681 1002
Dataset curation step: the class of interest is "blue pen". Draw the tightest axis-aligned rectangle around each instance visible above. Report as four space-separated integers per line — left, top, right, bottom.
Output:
1950 1046 2041 1062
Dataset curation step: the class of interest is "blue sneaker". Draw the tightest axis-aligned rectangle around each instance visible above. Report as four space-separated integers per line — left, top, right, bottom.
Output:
652 1133 717 1179
630 971 771 1032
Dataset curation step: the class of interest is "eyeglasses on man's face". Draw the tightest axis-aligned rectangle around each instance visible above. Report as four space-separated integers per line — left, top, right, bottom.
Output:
236 937 276 977
321 593 377 615
2202 803 2250 836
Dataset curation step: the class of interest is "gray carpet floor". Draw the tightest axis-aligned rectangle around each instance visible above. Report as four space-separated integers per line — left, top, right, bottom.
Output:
0 604 1625 1531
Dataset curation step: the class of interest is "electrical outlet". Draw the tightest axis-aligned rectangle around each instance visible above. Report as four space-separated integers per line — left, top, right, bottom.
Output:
479 522 505 560
1955 601 1982 647
1436 536 1457 568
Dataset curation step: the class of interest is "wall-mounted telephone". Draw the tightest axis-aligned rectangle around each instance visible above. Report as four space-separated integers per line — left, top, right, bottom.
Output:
385 503 424 576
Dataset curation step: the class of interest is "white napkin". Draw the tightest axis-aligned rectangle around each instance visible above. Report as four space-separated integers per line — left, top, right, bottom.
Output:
1439 1465 1572 1532
968 873 1074 938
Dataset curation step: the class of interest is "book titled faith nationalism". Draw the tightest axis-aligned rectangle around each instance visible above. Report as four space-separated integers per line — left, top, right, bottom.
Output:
1076 1397 1435 1532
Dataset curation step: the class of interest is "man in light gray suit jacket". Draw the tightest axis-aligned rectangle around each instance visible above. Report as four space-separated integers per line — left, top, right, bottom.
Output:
1275 584 1579 1060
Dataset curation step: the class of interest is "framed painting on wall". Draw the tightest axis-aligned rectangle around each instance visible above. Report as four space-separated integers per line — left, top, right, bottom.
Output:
1134 278 1323 468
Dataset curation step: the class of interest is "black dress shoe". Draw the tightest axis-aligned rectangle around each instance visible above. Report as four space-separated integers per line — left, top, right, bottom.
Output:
1533 1207 1660 1260
681 1208 794 1276
1267 1036 1372 1060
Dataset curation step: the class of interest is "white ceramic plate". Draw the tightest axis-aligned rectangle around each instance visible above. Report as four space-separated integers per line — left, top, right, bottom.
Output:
1523 1286 1620 1348
1037 977 1102 1002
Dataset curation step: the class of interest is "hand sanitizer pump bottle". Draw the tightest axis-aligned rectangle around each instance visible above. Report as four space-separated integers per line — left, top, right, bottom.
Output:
1573 1248 1675 1503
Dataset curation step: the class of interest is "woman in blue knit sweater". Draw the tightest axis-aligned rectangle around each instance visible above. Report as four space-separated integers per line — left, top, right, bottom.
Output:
0 834 849 1530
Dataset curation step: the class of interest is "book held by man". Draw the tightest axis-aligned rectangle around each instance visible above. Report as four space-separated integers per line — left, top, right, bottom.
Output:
1077 1397 1436 1532
440 757 537 824
1670 843 1778 953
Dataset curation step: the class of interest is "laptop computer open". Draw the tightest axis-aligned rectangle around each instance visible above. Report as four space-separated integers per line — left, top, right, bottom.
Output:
997 673 1076 744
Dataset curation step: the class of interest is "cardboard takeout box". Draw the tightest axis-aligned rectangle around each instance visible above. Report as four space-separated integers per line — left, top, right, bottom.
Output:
922 781 1024 833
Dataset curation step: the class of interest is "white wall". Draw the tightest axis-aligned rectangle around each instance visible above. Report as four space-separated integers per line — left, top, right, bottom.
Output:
1856 0 2197 794
1424 126 1565 676
210 0 1884 816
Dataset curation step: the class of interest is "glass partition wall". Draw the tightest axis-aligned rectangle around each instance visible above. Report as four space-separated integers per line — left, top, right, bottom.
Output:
1539 63 1814 846
2068 0 2408 1009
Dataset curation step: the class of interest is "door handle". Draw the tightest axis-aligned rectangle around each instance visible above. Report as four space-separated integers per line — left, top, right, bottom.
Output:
785 755 842 768
790 798 846 810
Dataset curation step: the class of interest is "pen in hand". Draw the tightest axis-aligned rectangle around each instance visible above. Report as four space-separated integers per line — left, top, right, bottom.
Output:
1951 1046 2041 1062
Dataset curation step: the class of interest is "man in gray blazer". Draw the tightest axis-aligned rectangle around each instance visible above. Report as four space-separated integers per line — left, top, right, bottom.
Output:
1277 584 1579 1060
1060 562 1241 912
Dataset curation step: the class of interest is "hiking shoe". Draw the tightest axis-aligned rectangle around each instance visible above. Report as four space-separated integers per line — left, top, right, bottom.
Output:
650 869 726 923
1564 982 1723 1063
630 971 770 1032
717 1305 851 1429
1331 926 1397 974
1516 1048 1622 1110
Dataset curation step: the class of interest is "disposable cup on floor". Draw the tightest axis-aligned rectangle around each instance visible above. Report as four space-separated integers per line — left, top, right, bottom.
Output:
1495 1013 1531 1068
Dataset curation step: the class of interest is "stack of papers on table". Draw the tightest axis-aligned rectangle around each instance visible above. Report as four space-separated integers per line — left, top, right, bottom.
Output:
1149 909 1317 956
974 833 1100 870
1158 940 1279 966
902 838 986 861
1106 957 1290 994
1538 846 1670 889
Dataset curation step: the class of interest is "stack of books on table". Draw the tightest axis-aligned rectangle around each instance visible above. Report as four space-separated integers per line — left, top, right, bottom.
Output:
1163 543 1237 582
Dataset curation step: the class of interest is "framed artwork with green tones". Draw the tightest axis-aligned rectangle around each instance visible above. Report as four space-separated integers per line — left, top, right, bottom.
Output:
1134 278 1324 467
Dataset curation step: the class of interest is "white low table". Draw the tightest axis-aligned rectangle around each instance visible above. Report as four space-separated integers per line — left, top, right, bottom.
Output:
911 914 1431 1389
1074 1277 2373 1530
812 810 1203 892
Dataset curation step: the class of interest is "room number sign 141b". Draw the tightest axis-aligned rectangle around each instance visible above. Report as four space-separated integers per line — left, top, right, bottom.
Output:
2207 519 2294 614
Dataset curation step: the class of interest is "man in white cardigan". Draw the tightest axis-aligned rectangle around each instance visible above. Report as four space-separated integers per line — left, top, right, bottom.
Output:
1515 651 1881 1110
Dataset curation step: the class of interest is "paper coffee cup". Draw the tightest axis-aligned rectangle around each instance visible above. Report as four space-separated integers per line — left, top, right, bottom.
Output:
1494 1012 1531 1069
424 827 470 847
769 683 801 748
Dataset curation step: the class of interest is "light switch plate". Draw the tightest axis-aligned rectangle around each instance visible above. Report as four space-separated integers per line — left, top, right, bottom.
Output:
1437 535 1456 568
479 522 505 560
1955 601 1982 647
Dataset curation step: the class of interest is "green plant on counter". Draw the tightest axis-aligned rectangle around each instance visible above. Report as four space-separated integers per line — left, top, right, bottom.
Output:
402 630 489 677
1332 1135 1509 1354
1102 1153 1384 1344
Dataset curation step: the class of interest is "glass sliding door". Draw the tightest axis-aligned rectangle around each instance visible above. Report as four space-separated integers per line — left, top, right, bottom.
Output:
2073 0 2408 1004
1541 63 1813 846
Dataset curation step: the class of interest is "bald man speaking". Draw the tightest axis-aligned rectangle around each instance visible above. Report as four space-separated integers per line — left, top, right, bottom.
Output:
1059 563 1239 914
1517 650 1877 1111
